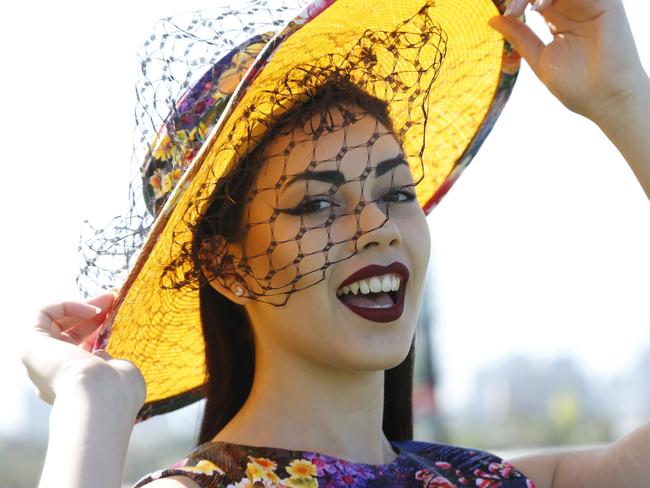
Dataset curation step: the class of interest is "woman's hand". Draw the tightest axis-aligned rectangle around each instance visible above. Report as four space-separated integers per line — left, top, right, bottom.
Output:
20 290 146 409
488 0 647 125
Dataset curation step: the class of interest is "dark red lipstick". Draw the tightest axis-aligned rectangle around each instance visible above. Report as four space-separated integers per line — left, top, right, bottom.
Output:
337 262 410 323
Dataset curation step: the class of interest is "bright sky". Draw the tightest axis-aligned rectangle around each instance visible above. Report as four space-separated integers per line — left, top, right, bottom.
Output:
1 1 648 433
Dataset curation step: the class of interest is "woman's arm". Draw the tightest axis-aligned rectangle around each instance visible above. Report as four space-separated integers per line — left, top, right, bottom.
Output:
20 292 146 488
489 0 650 198
508 421 650 488
38 371 141 488
592 73 650 198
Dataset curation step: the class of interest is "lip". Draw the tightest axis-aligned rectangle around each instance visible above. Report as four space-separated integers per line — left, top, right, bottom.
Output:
337 262 410 323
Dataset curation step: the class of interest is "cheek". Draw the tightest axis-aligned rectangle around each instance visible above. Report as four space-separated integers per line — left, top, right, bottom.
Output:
396 205 430 317
395 204 431 268
416 212 431 267
244 220 333 293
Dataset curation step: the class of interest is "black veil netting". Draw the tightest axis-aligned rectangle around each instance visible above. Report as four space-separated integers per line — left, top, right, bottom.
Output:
77 0 309 298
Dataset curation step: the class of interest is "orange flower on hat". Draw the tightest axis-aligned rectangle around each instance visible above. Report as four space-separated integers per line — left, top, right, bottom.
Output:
152 134 175 161
170 167 183 186
161 172 175 196
149 171 163 199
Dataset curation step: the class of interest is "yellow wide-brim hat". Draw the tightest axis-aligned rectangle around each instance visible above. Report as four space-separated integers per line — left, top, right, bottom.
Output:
93 0 522 422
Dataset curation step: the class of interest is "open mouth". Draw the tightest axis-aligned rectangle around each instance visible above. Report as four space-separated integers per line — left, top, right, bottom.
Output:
336 262 409 323
337 273 402 308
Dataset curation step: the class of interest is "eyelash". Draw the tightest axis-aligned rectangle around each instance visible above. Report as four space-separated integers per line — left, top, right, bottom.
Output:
281 188 416 216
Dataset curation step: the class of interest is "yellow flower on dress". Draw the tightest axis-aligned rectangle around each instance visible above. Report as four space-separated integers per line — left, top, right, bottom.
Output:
283 476 318 488
246 461 281 483
286 459 317 478
177 459 225 476
250 456 278 472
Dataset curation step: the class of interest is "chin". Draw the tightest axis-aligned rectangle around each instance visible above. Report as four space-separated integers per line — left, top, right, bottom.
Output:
328 323 416 372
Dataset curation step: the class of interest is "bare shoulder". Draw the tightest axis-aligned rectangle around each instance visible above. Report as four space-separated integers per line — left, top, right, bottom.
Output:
506 451 560 488
506 445 606 488
137 475 202 487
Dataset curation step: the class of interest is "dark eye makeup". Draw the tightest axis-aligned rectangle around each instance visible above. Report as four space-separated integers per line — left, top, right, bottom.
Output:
279 185 416 216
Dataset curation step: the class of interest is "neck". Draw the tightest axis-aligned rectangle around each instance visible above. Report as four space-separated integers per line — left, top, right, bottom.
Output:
212 343 397 465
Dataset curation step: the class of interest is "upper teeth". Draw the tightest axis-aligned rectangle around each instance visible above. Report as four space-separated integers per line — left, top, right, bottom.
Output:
337 273 401 296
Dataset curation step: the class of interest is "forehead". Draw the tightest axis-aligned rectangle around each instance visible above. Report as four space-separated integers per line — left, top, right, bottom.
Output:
255 105 404 186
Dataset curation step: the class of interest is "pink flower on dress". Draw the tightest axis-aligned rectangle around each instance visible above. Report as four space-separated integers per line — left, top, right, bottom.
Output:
415 469 457 487
488 462 515 478
475 479 503 488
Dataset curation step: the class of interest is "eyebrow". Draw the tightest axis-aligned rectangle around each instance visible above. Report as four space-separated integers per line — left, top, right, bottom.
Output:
374 156 408 177
282 170 346 191
281 156 409 192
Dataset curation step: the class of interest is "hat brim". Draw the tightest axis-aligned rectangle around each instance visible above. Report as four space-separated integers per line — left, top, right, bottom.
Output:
95 0 520 422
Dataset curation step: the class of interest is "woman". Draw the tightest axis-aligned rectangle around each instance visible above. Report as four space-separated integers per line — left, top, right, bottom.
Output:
20 0 649 487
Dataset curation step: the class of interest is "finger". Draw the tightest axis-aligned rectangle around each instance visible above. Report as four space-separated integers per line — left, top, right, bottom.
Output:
488 15 545 76
58 291 118 345
85 289 118 311
61 290 118 335
38 302 102 334
61 316 105 347
37 290 118 333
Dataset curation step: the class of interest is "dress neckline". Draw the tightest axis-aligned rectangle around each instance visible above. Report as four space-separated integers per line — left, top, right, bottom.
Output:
205 439 405 469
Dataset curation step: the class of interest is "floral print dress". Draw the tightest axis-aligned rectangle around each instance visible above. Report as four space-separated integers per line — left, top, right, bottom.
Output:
132 440 536 487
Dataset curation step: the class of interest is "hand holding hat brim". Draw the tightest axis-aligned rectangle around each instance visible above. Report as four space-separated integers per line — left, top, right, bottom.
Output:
489 0 646 122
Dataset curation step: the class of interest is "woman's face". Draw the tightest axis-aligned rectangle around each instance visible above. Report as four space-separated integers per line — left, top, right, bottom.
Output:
222 104 430 372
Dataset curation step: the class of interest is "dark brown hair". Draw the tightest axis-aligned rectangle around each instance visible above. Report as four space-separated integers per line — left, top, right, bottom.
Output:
194 79 414 446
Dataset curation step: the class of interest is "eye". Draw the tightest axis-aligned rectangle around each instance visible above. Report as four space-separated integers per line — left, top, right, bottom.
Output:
281 197 335 215
382 188 416 203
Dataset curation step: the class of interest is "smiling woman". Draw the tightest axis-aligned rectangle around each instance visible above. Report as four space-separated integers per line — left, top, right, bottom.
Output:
187 81 431 450
19 0 650 487
76 0 532 485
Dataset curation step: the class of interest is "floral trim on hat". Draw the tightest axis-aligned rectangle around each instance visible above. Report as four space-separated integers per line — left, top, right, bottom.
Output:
141 34 273 217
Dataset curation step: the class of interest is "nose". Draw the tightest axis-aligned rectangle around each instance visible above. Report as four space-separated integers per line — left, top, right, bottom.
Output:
355 201 401 251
